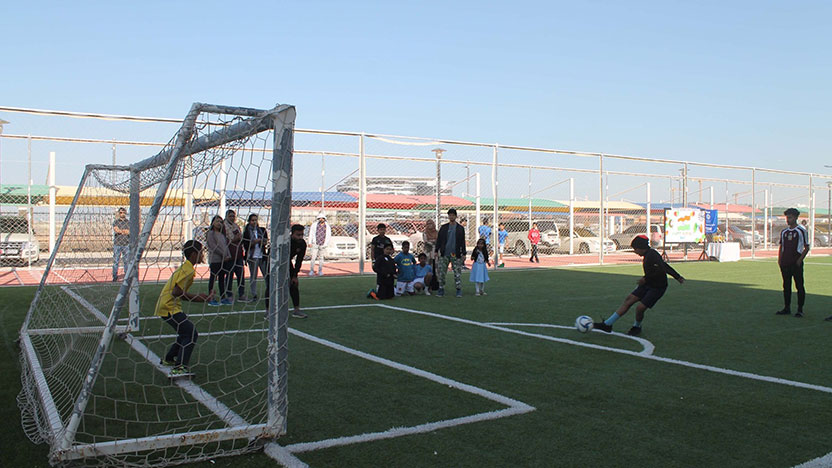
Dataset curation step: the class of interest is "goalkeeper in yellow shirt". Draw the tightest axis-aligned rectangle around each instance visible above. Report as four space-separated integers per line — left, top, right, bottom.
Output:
154 240 212 375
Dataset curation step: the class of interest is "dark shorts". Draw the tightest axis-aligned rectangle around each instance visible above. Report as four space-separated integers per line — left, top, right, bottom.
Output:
631 284 667 309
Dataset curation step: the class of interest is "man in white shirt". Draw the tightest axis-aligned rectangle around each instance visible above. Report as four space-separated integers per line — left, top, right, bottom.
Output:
308 213 331 276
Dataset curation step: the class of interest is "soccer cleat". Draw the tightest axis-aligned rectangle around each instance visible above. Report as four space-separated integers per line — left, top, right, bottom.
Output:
475 291 481 297
437 288 445 297
160 359 177 367
627 326 642 336
220 298 234 306
291 310 308 319
594 322 613 333
369 291 379 300
237 295 250 303
456 289 462 298
208 299 220 307
366 289 374 299
481 291 487 296
794 311 804 318
775 309 791 315
170 365 190 376
425 290 431 296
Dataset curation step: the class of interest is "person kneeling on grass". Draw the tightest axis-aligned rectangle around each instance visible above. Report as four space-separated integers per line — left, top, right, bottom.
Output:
155 240 212 376
412 253 434 296
594 235 685 336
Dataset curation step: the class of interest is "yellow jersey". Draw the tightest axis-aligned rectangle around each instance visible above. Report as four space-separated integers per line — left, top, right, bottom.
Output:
154 260 196 317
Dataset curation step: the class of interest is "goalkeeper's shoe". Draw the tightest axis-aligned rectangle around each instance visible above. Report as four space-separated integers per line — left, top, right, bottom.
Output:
627 326 642 336
170 365 191 376
160 359 177 367
594 321 613 333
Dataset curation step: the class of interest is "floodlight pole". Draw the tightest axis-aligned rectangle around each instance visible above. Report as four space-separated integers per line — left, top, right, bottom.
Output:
432 148 445 228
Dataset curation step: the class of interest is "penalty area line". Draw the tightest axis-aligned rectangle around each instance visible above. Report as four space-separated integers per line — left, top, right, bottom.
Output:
285 327 534 454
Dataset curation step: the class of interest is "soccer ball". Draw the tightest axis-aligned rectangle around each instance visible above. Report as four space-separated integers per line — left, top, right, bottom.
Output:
575 315 594 333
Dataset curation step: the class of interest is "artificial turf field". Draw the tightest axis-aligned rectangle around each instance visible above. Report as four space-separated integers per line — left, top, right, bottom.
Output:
2 258 831 467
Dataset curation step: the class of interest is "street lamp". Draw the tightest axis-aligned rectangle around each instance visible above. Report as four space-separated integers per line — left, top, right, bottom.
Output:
432 148 445 227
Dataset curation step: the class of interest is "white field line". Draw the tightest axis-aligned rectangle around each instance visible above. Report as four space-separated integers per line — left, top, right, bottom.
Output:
51 270 72 284
284 327 534 454
376 303 832 394
141 324 537 455
793 451 832 468
488 322 656 355
12 268 24 285
60 286 111 325
122 334 248 428
62 290 249 429
264 442 309 468
117 303 377 323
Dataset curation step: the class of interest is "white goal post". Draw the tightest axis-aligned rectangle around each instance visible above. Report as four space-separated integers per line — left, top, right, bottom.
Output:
17 102 296 467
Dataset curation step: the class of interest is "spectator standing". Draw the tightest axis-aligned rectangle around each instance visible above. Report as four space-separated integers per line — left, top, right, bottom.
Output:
205 215 232 306
776 208 810 317
469 238 491 296
478 218 492 252
528 222 541 263
435 208 466 298
224 210 247 302
308 213 331 276
370 223 392 264
243 214 268 302
497 223 508 267
422 219 438 262
112 207 130 282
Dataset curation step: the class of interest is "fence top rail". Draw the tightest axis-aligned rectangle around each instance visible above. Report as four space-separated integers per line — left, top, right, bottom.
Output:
3 105 832 180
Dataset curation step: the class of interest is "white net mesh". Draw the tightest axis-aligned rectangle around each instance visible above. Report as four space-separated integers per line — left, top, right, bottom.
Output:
17 103 295 466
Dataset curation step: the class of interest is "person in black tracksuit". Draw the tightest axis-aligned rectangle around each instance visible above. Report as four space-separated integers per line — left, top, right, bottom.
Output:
265 224 308 318
594 234 685 336
372 243 397 300
776 208 810 317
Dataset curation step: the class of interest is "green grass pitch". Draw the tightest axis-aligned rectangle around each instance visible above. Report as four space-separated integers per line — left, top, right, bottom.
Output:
2 258 831 467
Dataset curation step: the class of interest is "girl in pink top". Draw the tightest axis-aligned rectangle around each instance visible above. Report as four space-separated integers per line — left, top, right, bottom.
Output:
528 223 540 263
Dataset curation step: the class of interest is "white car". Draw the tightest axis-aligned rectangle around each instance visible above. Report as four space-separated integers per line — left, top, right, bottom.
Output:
555 227 616 254
325 236 360 260
0 216 40 264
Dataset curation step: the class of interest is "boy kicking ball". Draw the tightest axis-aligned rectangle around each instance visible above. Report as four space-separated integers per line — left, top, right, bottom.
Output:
594 235 685 336
155 240 212 377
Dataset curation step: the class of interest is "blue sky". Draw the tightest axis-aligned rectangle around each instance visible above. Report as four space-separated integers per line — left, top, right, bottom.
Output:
1 1 830 189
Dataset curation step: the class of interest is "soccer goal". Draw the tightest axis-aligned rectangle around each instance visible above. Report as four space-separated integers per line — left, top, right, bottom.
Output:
17 103 296 466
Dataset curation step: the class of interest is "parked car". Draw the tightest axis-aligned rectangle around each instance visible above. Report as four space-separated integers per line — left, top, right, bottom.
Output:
365 229 409 258
325 236 360 260
503 220 560 256
609 224 663 250
554 227 616 254
0 216 40 265
725 225 762 248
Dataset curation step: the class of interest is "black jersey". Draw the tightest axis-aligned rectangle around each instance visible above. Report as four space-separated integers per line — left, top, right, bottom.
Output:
779 226 808 265
642 248 682 288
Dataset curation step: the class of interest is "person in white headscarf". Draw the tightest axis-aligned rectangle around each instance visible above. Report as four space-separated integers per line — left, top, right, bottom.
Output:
307 212 331 276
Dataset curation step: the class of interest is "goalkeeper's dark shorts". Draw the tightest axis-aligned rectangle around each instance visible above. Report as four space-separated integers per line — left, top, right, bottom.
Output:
631 284 667 309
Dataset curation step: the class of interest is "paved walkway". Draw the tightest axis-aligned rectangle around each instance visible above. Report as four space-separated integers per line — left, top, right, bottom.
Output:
3 247 823 287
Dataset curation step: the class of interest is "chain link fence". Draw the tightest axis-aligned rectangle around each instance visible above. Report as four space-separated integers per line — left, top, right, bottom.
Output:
2 107 832 274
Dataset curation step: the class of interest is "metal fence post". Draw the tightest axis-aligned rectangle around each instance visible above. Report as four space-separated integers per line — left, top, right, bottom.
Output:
751 168 756 259
358 133 366 274
599 154 604 265
492 144 499 268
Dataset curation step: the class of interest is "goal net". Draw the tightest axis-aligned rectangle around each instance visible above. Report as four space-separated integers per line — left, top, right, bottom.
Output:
17 103 296 466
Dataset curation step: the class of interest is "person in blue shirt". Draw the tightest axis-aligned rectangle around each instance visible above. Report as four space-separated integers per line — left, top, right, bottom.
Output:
412 253 434 296
478 218 492 249
393 241 418 296
497 223 508 267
